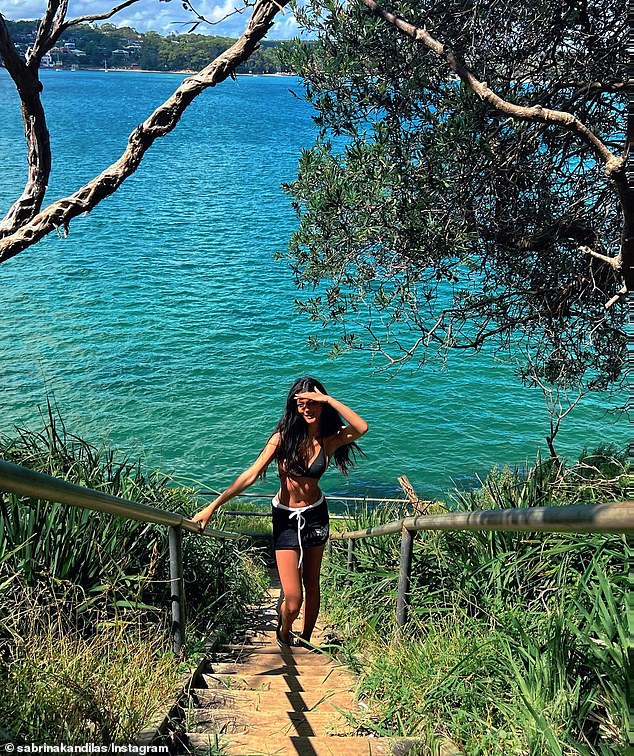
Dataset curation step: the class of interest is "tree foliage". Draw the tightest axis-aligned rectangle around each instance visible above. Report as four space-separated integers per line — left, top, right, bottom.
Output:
279 0 629 392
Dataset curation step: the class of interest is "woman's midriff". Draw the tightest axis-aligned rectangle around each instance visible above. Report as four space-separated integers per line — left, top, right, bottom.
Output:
277 470 323 508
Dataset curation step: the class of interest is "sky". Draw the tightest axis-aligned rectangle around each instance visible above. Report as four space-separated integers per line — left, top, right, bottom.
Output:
0 0 302 40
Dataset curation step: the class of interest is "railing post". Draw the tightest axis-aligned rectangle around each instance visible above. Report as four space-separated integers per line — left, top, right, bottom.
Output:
168 525 185 658
396 526 414 631
346 538 355 583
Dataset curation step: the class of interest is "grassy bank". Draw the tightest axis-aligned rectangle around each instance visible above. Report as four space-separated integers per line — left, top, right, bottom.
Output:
0 408 268 744
321 449 630 755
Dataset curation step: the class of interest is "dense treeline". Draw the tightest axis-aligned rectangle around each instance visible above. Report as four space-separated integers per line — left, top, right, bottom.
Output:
5 19 290 74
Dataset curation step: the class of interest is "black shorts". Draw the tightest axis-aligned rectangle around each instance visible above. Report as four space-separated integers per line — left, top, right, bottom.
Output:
272 497 330 551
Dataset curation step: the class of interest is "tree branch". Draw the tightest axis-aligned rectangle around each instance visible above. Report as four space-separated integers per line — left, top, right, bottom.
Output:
1 1 146 235
27 0 67 66
357 0 624 176
358 0 632 298
604 283 627 309
25 1 144 68
0 12 25 78
580 244 622 270
62 0 143 31
176 0 256 33
0 14 52 237
0 0 289 264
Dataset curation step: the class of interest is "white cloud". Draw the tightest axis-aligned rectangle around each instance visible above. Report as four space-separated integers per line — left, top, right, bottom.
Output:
1 0 302 39
1 0 49 16
271 12 299 36
208 0 236 23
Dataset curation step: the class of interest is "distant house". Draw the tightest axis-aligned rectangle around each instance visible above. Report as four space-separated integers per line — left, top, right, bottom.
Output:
15 32 36 44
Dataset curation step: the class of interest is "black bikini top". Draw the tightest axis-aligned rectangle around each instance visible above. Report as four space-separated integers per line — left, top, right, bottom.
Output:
285 443 327 480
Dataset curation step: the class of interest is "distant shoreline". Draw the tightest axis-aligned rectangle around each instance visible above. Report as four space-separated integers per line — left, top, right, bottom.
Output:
37 66 294 77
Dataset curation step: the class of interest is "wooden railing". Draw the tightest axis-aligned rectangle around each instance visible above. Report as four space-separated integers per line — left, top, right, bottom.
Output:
0 459 242 657
329 501 634 627
199 490 634 629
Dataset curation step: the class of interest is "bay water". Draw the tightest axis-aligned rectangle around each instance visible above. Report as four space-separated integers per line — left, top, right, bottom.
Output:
0 70 626 501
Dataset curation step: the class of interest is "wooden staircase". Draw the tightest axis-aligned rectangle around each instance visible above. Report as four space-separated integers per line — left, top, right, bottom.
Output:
179 569 417 755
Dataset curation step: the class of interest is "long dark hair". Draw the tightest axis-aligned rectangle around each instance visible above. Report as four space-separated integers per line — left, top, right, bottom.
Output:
263 376 364 479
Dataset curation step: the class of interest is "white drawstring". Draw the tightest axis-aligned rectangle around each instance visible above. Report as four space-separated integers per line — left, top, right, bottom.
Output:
272 494 325 568
288 508 307 568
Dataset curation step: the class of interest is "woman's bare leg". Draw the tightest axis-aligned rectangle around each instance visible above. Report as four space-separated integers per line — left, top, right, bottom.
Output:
300 543 326 642
275 548 303 642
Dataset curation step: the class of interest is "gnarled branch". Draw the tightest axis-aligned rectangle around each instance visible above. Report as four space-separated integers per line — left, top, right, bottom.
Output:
63 0 143 30
1 1 145 238
27 0 64 66
0 0 289 264
580 245 622 270
358 0 621 173
0 14 52 237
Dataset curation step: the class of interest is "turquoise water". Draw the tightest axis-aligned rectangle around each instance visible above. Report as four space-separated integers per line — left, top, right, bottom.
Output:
0 70 626 500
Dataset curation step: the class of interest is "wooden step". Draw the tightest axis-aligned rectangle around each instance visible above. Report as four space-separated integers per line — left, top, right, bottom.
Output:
236 617 328 630
218 640 336 656
236 607 325 625
235 631 329 645
201 672 356 691
215 647 337 663
209 659 349 676
210 648 332 663
189 708 355 736
194 687 359 712
219 639 332 650
209 645 342 667
178 566 404 754
186 733 414 755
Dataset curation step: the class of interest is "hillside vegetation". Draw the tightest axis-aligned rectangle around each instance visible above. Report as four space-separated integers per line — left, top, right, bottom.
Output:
6 19 290 73
322 451 629 754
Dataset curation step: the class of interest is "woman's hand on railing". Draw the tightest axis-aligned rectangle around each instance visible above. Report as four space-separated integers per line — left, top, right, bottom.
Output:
192 503 218 532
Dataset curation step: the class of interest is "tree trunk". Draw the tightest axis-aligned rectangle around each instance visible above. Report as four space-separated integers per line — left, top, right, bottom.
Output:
0 72 52 237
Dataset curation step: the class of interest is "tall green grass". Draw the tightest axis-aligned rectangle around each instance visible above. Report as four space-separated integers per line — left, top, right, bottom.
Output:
0 406 268 744
321 450 630 755
0 575 184 745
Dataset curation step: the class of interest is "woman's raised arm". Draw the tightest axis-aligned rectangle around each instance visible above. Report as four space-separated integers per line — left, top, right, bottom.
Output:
192 432 279 531
294 387 369 452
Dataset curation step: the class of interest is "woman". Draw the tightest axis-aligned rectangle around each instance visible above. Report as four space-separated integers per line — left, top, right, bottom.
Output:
192 376 368 648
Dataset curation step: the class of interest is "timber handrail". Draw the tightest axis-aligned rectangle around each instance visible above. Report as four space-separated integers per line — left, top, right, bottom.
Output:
3 456 631 643
329 501 634 539
0 459 241 539
0 458 243 657
329 499 633 629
